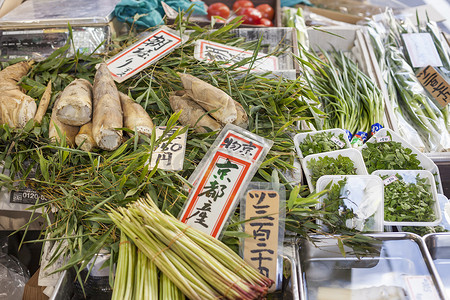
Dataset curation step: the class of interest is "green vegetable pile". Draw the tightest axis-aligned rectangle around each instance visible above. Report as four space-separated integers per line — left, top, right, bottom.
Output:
362 137 423 174
306 155 357 187
383 174 436 222
298 131 347 156
320 178 355 229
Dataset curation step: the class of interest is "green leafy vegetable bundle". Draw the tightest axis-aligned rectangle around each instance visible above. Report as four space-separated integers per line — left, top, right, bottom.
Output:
320 178 355 229
306 155 357 187
383 174 436 222
299 132 347 156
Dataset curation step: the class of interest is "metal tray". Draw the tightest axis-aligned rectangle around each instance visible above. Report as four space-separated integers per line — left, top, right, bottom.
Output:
295 233 448 300
424 233 450 299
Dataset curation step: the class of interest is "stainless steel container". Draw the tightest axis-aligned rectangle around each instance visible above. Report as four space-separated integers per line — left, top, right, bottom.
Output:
295 233 448 300
424 233 450 299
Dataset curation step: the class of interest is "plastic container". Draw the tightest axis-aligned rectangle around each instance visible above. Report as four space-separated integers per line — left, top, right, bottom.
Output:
293 128 351 159
362 128 443 194
372 170 442 227
302 148 368 192
316 175 384 232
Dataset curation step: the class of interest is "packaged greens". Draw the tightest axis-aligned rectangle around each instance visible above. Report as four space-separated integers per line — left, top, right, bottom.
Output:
297 131 348 157
306 155 357 187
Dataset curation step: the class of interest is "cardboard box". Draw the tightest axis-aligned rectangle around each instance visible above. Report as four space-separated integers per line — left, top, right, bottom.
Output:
299 5 364 25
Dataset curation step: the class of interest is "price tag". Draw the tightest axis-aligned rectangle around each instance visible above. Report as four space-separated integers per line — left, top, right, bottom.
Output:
404 275 440 300
330 136 345 148
417 65 450 109
194 39 279 72
243 190 280 293
106 26 188 83
402 33 443 68
180 125 273 238
150 126 187 171
376 136 391 143
383 175 398 186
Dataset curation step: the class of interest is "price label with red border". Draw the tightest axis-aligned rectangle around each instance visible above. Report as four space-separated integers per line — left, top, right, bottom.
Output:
106 26 188 83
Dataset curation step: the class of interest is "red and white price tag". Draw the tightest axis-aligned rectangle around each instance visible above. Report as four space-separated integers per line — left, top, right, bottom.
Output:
404 275 440 300
383 175 399 186
194 39 279 72
376 135 391 143
105 26 188 83
330 136 345 148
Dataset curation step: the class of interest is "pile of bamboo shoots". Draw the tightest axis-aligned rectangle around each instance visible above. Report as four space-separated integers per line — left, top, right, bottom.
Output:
0 62 154 152
169 73 248 133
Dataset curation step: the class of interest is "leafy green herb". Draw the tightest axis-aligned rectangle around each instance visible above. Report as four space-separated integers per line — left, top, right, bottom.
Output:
321 178 355 229
299 132 347 156
362 134 422 174
401 226 447 236
306 155 357 187
382 174 435 222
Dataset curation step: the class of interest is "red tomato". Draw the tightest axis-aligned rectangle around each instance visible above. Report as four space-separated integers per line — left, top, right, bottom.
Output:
232 0 254 13
256 4 274 20
259 18 273 26
237 7 262 25
207 3 230 19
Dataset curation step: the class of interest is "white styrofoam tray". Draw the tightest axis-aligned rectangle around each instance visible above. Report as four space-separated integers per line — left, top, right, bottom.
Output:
362 128 443 194
372 169 441 227
301 148 368 192
316 175 384 232
293 128 351 159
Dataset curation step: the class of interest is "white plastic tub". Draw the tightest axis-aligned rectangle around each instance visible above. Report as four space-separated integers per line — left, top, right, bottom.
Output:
372 169 442 227
362 128 443 194
293 128 351 159
316 175 384 232
302 148 368 192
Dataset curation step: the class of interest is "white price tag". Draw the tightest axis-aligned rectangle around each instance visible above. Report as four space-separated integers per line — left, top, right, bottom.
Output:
383 175 399 186
194 39 279 72
150 126 187 171
402 33 443 68
404 275 440 300
330 136 345 148
106 26 188 83
376 135 391 143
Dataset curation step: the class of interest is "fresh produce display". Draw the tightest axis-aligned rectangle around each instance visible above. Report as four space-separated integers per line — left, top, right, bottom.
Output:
306 155 357 186
361 138 423 174
109 196 273 299
365 11 450 152
381 174 436 222
296 44 385 141
298 131 348 156
1 3 450 299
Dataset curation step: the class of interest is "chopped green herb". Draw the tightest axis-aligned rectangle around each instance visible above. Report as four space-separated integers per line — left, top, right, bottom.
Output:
401 226 447 236
362 135 422 174
307 155 357 187
382 174 435 222
299 132 347 156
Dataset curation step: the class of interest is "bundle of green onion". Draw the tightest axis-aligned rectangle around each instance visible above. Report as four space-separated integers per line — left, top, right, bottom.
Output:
108 195 273 300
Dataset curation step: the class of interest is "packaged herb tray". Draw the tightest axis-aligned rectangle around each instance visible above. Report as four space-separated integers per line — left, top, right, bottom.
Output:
372 170 441 227
316 175 384 232
301 148 368 192
294 129 350 159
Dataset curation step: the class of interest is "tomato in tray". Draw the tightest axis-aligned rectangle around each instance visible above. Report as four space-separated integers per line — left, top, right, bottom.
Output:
237 7 262 25
207 2 231 19
232 0 254 13
256 4 274 20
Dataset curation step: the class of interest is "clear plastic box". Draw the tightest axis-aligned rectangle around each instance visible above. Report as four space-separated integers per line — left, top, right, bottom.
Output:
293 128 351 159
302 148 368 192
316 175 384 232
372 169 442 227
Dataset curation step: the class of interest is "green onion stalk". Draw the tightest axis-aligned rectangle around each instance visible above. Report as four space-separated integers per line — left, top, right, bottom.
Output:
108 195 273 300
365 19 427 151
112 232 136 300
